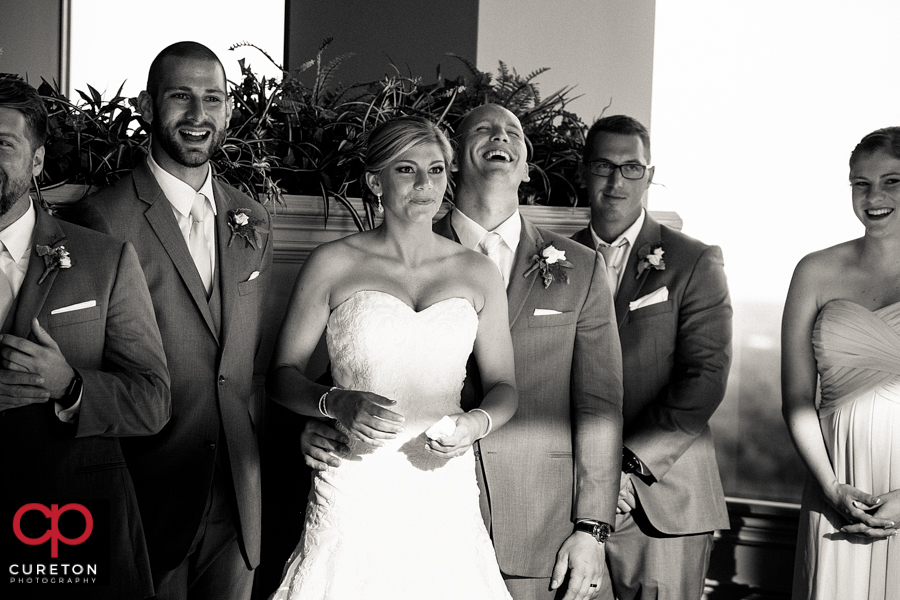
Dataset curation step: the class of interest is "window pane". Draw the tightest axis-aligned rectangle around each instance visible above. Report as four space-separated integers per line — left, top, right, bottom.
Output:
69 0 284 99
652 0 900 503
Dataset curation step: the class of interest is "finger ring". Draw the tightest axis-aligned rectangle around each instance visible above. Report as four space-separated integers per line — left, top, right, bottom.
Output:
590 583 598 588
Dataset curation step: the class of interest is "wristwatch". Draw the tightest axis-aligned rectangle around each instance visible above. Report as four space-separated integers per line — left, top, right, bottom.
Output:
55 371 83 410
622 447 645 475
574 521 612 544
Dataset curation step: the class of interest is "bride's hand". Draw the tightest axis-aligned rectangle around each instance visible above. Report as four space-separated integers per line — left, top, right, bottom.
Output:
824 481 893 533
325 389 405 446
426 411 485 459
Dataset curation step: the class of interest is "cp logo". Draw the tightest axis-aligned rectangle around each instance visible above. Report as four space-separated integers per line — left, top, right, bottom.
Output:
12 503 93 558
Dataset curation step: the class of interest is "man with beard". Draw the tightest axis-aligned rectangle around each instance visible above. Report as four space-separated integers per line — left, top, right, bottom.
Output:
0 74 169 599
65 43 272 600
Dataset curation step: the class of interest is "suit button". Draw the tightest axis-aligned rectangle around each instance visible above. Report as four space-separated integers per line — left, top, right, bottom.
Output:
218 376 225 385
206 442 217 451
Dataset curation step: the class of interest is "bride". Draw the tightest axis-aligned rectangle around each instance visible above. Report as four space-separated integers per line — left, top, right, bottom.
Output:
267 116 517 599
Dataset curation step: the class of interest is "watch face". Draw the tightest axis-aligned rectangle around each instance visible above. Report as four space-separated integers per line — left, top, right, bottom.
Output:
594 523 611 543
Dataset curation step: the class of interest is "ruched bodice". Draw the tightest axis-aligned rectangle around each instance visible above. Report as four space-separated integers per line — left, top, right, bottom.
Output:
794 299 900 599
273 290 511 600
813 299 900 416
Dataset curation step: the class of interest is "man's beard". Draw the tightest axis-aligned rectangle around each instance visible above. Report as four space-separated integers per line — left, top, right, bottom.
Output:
153 119 227 168
0 172 31 217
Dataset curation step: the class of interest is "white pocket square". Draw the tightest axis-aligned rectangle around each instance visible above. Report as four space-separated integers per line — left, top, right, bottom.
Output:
50 300 97 315
246 271 260 282
533 308 562 316
629 287 668 311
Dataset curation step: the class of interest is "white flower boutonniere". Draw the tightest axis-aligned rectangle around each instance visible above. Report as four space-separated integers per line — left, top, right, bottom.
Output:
524 242 574 289
35 244 72 284
636 244 665 278
227 208 269 249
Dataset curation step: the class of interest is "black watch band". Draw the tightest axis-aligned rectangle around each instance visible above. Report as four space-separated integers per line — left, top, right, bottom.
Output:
574 521 612 544
622 447 643 475
55 371 83 410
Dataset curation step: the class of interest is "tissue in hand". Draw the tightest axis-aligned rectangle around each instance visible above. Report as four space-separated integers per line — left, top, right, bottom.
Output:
425 415 457 440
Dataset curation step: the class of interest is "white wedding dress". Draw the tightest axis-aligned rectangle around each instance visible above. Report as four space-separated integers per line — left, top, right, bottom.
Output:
273 290 512 600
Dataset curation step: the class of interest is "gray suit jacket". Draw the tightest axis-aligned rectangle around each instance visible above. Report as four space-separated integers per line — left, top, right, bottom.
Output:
0 207 170 599
435 210 623 577
573 214 731 534
66 159 273 572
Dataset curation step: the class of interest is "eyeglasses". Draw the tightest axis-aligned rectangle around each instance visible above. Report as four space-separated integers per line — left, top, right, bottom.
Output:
587 161 650 180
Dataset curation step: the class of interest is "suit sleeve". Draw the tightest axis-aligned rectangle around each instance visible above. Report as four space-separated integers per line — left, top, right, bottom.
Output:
572 252 624 525
625 245 732 481
73 241 171 437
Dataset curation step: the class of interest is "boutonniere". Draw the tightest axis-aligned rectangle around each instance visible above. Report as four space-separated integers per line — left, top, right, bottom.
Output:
524 242 574 289
35 244 72 284
227 208 269 250
636 244 665 278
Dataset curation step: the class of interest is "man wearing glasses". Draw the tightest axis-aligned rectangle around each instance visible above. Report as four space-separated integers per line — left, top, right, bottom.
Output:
572 115 733 600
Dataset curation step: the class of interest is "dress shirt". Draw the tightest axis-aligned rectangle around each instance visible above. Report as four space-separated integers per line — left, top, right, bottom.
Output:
0 198 36 308
451 207 521 288
147 152 217 279
590 208 646 297
0 199 80 421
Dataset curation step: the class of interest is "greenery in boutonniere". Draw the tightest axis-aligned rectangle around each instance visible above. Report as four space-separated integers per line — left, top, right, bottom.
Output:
524 242 574 288
227 208 268 249
35 243 72 284
636 244 665 278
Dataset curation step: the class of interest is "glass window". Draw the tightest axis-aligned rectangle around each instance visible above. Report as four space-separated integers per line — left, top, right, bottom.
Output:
69 0 284 99
652 0 900 502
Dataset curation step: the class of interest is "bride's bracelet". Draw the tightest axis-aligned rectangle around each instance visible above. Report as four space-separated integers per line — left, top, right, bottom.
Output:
318 386 339 418
469 408 493 439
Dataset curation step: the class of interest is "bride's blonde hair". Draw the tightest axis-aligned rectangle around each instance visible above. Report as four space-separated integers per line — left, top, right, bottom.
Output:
361 116 453 203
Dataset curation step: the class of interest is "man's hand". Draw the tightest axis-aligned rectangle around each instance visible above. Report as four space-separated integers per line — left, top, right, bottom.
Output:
0 318 74 398
0 368 49 410
301 419 351 470
550 532 605 600
617 473 637 515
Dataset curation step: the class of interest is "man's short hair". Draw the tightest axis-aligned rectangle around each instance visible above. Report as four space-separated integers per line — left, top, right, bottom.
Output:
146 41 225 103
584 115 651 163
850 126 900 168
0 73 48 150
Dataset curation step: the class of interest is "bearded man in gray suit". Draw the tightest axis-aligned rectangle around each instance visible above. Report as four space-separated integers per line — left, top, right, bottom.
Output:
571 115 732 600
300 104 623 600
65 43 272 600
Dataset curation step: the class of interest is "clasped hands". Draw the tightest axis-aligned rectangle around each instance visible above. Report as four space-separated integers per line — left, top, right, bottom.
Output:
311 388 483 466
827 481 899 539
0 318 74 411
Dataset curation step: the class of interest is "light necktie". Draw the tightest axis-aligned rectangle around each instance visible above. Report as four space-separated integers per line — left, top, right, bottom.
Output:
597 241 628 297
189 193 213 295
480 231 507 287
0 242 16 326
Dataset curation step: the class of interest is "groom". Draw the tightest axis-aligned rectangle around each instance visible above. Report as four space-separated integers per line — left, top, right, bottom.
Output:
64 42 273 600
302 104 624 600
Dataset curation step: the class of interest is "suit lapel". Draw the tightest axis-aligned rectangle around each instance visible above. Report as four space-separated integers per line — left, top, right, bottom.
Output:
8 208 66 338
506 216 540 328
134 161 219 342
213 180 240 350
615 214 662 328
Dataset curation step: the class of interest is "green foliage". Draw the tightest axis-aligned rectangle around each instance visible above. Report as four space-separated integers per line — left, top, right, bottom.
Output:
37 40 592 227
37 79 149 196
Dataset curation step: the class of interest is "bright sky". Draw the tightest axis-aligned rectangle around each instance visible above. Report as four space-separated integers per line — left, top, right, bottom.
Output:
69 0 284 99
651 0 900 303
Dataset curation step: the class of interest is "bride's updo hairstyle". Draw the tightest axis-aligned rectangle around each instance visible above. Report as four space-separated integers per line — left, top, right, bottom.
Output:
361 116 453 204
850 126 900 169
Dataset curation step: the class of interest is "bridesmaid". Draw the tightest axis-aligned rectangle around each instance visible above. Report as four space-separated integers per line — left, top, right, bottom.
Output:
782 126 900 599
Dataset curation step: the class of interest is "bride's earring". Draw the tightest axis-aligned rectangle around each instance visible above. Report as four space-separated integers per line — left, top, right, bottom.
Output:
375 193 384 213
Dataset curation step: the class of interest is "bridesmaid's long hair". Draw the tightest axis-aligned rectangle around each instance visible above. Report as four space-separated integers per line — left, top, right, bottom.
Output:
361 116 453 205
850 126 900 168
